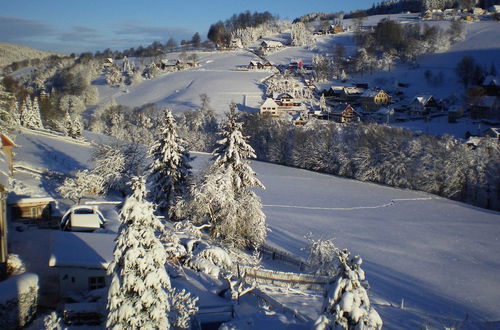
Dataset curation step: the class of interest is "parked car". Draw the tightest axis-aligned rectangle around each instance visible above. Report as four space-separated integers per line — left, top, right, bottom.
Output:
60 205 106 232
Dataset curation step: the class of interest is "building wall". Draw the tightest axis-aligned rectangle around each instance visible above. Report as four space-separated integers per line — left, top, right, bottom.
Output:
0 187 7 280
56 267 109 298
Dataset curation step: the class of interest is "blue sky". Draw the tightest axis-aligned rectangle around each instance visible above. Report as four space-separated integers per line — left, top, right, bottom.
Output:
1 0 374 53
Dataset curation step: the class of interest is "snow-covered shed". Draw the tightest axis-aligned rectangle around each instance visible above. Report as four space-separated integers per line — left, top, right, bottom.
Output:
8 196 57 226
49 231 115 298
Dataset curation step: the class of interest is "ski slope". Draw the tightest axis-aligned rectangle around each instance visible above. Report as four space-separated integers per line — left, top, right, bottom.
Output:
11 129 500 328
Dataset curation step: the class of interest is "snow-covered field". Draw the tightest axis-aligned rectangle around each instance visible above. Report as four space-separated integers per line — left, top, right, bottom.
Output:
10 129 500 329
95 51 271 114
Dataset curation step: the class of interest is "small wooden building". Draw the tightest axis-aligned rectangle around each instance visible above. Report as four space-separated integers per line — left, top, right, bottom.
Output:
8 197 56 226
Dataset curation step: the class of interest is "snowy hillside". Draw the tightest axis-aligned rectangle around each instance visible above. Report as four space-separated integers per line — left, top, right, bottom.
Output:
92 15 500 125
95 51 271 114
10 129 500 329
0 43 59 68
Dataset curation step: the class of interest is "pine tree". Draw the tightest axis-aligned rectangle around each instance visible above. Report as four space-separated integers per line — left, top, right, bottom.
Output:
147 108 192 218
188 104 266 249
63 110 83 138
31 97 43 128
106 177 172 329
20 97 36 129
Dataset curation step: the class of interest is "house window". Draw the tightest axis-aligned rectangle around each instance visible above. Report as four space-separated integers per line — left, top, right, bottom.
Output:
88 276 105 290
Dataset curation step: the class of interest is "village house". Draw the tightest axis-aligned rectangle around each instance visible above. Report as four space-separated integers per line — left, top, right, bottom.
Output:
260 40 283 51
159 59 180 70
49 231 115 299
408 95 440 117
340 86 365 103
323 86 344 100
330 104 361 123
260 93 307 117
448 105 465 123
471 96 500 120
482 75 500 96
248 60 273 70
327 24 344 34
483 127 500 141
360 90 391 112
229 38 243 49
371 107 395 124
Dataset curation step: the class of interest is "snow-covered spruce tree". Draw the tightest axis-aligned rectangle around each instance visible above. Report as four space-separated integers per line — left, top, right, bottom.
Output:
62 110 83 139
20 97 37 129
147 108 192 218
31 97 44 129
106 177 172 329
317 249 382 330
188 104 266 249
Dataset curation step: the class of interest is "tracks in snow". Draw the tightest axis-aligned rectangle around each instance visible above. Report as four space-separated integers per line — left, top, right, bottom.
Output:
263 197 433 211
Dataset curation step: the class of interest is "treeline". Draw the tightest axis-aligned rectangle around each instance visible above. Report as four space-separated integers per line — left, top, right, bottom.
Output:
207 11 278 46
84 102 500 211
240 115 500 211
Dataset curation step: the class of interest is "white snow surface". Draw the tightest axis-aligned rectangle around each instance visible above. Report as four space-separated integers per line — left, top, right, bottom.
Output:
11 94 500 327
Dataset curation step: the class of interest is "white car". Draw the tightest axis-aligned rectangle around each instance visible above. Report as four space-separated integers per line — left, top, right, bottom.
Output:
60 205 106 232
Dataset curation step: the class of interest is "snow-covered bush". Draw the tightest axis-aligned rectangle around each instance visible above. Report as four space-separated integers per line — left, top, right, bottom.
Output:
91 144 126 193
0 273 39 329
43 311 66 330
57 169 104 203
317 249 382 330
291 22 313 46
196 247 233 270
303 234 339 277
168 288 199 329
7 253 26 276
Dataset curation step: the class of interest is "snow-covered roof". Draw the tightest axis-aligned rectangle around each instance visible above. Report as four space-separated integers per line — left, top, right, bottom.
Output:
343 87 364 95
361 89 385 98
376 107 394 115
276 92 295 100
482 75 500 86
261 98 279 108
49 231 115 269
483 127 500 137
7 196 55 204
411 95 433 105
